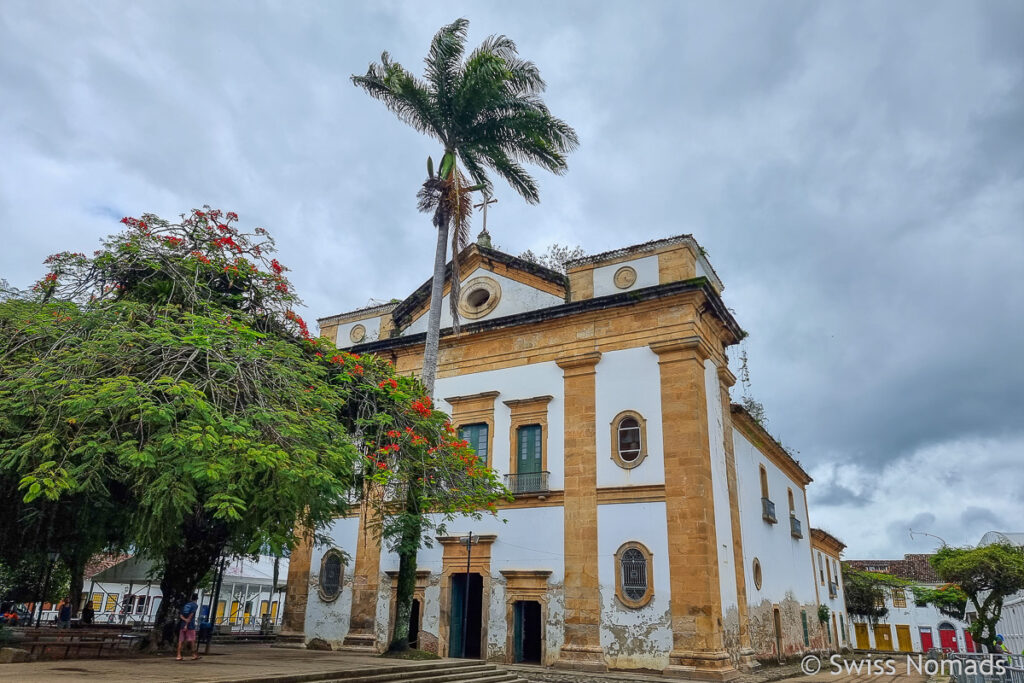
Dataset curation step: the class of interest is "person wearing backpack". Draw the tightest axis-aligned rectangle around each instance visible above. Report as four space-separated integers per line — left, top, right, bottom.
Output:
176 594 200 661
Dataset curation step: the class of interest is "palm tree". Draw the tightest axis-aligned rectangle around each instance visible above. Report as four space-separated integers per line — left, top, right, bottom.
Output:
353 17 578 394
352 18 577 653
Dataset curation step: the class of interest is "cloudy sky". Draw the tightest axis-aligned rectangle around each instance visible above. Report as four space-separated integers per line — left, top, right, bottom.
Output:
2 1 1022 558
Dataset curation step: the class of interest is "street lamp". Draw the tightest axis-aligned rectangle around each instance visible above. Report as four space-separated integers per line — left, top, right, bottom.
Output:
35 551 60 627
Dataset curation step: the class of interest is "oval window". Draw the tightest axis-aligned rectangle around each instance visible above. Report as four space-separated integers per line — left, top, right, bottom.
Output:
615 542 654 608
611 411 648 469
318 550 344 602
753 558 763 590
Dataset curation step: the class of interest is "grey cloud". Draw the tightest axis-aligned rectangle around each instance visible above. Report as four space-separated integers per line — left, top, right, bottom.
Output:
2 0 1022 557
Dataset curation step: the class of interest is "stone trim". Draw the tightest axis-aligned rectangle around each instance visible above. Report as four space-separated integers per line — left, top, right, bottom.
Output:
317 548 345 602
445 391 499 468
501 570 553 665
613 541 654 609
504 396 553 476
609 410 648 469
457 276 502 320
553 350 606 673
280 526 313 636
437 534 497 658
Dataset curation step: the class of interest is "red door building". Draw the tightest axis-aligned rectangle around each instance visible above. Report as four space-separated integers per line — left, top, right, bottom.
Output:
920 627 934 652
964 631 975 652
939 625 959 652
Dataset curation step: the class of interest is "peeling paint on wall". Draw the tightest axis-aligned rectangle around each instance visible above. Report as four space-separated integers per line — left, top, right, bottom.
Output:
747 593 828 661
598 583 673 671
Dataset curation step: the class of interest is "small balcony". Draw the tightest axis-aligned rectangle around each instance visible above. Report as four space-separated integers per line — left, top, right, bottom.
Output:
504 471 550 495
790 515 803 539
829 581 839 599
762 497 777 524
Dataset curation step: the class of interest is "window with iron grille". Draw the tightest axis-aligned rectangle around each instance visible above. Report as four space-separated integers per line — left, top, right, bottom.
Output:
319 549 344 601
614 542 653 608
459 423 489 466
892 588 907 608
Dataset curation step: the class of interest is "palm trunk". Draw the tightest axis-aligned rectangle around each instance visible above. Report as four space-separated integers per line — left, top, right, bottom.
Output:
421 221 449 395
388 487 423 653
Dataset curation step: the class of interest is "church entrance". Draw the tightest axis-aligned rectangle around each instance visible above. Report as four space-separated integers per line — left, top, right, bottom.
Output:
449 573 483 658
513 600 542 663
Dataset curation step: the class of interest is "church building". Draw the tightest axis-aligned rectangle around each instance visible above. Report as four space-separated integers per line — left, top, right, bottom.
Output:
283 234 847 678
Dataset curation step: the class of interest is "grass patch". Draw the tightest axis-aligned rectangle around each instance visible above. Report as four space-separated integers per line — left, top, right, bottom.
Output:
380 649 441 660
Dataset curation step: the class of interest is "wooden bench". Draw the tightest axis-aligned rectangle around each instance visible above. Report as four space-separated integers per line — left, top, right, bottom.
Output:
15 630 143 660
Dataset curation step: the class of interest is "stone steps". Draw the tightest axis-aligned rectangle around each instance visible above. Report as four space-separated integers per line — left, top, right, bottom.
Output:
307 660 524 683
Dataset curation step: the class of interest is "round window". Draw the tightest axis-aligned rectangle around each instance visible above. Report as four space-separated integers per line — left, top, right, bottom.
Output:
753 558 763 590
349 324 366 343
457 276 501 319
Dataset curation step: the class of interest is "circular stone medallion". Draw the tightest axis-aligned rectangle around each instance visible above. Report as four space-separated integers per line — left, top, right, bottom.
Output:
613 266 637 289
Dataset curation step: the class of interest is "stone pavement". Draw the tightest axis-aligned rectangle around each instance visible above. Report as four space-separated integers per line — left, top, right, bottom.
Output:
1 645 407 682
3 646 935 683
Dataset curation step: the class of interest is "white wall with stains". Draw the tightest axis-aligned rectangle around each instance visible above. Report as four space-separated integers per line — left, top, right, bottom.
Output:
596 501 674 670
592 254 659 297
304 515 361 645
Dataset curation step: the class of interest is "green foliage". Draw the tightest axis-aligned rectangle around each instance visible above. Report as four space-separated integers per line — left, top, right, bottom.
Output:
842 563 910 623
0 554 70 604
518 244 586 274
929 543 1024 649
911 584 968 620
0 207 501 644
818 603 831 624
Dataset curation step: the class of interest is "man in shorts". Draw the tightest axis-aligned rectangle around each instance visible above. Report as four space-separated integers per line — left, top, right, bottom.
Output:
176 593 200 661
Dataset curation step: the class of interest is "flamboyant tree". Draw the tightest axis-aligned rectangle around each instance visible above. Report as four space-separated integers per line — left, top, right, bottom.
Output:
352 17 577 652
0 208 487 647
929 543 1024 650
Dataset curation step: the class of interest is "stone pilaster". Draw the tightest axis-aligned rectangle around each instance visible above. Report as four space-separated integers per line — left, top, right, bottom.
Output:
342 498 382 650
719 365 756 669
553 351 606 672
651 338 738 681
281 526 312 636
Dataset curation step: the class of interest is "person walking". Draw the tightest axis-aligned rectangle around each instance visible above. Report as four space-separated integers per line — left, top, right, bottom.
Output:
57 600 71 628
176 594 200 661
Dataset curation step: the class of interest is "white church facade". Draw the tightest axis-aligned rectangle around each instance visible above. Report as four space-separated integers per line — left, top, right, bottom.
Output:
283 234 847 678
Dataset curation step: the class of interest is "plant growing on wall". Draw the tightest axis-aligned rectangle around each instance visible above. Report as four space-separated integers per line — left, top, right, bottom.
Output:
818 603 831 624
927 543 1024 650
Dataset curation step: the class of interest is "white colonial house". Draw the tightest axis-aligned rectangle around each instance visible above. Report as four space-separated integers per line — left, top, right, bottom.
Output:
75 555 287 630
285 234 846 677
846 554 973 654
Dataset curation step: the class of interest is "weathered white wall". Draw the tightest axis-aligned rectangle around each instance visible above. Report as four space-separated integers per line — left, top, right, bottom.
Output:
596 501 673 670
594 347 664 487
436 361 564 487
334 315 383 349
706 360 738 619
734 429 818 605
592 255 659 297
305 515 360 644
402 268 564 336
816 553 850 648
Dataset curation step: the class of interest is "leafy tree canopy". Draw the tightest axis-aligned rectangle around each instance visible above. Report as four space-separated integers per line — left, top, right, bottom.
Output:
930 543 1024 649
518 243 585 274
0 207 491 644
842 563 910 622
